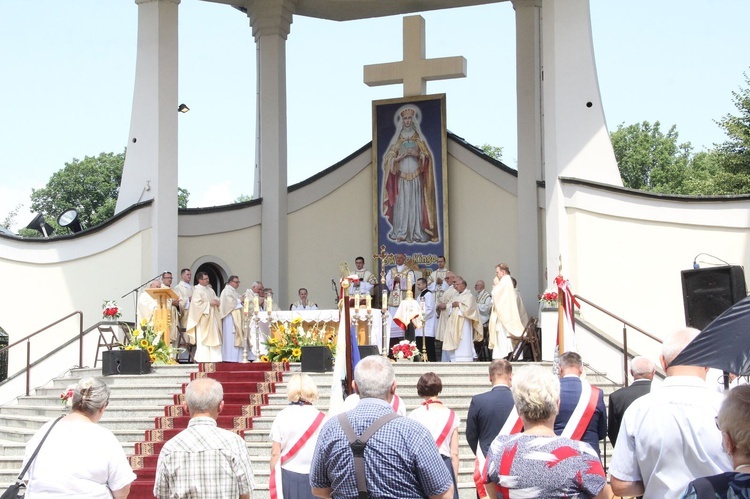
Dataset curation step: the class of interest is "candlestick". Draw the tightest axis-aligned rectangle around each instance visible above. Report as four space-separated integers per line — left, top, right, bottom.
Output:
253 295 259 312
267 296 273 312
243 295 250 314
365 293 372 312
355 293 360 309
382 289 388 311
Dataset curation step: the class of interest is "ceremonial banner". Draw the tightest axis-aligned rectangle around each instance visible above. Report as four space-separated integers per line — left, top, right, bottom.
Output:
373 94 448 279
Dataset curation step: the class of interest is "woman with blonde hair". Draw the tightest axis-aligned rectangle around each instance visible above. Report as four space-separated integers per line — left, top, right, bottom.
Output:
408 372 460 499
484 365 610 498
681 384 750 497
21 377 135 498
269 373 327 499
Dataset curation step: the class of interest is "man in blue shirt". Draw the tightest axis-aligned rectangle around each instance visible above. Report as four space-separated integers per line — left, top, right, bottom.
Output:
310 355 453 499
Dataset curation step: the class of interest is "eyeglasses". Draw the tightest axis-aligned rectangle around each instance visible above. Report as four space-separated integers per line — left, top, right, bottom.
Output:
231 280 240 284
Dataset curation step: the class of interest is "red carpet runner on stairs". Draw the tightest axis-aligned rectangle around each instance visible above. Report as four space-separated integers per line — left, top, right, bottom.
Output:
127 361 289 499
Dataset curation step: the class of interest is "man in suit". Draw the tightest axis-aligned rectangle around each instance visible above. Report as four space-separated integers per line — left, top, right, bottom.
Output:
607 356 655 446
466 359 520 497
553 351 607 458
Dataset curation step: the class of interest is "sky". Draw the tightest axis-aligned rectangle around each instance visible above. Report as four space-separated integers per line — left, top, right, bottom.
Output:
1 0 749 232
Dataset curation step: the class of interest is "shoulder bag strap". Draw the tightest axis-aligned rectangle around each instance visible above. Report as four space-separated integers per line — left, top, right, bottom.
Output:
17 415 65 481
690 476 716 499
337 412 400 499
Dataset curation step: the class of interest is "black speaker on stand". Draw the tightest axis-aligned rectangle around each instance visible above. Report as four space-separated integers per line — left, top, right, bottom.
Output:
681 266 747 330
358 345 380 358
102 350 152 376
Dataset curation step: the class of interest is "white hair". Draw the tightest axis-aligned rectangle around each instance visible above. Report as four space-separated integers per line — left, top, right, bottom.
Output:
661 328 700 365
511 365 560 423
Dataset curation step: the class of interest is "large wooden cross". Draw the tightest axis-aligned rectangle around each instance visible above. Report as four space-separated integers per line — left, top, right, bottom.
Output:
364 15 467 97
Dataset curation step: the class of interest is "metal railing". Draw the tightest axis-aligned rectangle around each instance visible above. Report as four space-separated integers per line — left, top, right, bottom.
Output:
0 311 84 395
575 294 662 386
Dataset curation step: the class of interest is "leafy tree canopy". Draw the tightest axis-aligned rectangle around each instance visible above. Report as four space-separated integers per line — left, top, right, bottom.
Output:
480 144 503 161
24 151 189 236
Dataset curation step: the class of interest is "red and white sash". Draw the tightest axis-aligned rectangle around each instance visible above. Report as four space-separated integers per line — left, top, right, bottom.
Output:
473 406 523 498
269 411 326 499
435 410 456 449
561 380 600 441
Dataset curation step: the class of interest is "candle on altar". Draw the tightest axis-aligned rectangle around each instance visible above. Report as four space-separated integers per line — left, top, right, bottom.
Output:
355 293 360 309
407 273 412 291
382 289 388 311
253 295 259 312
365 293 372 311
243 295 250 314
267 295 273 311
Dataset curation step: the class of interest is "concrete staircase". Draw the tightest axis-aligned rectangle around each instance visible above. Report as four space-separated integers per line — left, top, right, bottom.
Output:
0 361 619 498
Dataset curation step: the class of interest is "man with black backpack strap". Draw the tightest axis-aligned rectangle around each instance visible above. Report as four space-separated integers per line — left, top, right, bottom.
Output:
310 355 454 499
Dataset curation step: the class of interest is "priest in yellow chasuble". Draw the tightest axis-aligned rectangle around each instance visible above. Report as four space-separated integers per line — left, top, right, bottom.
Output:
488 263 525 360
160 272 180 345
136 280 161 327
442 276 483 362
435 271 458 343
219 275 245 362
187 271 223 362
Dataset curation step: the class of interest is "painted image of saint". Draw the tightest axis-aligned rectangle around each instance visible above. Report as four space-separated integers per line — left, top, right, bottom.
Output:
381 104 440 243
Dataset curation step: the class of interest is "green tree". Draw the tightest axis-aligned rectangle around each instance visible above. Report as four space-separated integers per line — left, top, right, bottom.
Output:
30 152 125 230
610 121 692 191
1 204 22 230
713 70 750 181
234 194 253 203
28 151 190 235
480 144 503 161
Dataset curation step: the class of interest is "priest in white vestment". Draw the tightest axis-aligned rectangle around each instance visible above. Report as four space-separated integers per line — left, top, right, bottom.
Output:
219 276 245 362
442 277 483 362
489 264 525 360
349 257 378 296
385 253 416 341
435 272 457 344
290 288 318 310
187 272 223 362
136 280 161 327
174 268 193 334
427 256 450 300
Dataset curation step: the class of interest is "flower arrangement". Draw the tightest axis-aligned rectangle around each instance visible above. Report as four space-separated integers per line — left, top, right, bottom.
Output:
391 340 418 360
120 319 180 365
102 300 122 321
60 385 75 407
539 291 559 308
263 317 337 362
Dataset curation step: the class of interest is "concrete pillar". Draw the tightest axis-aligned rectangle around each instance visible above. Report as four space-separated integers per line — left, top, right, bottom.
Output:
541 0 622 283
247 0 295 306
116 0 180 277
512 0 543 308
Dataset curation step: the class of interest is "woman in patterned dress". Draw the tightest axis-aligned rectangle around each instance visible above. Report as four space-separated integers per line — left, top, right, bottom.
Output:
484 365 611 498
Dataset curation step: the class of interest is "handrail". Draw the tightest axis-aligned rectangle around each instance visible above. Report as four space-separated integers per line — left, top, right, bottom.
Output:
575 295 662 387
0 311 83 395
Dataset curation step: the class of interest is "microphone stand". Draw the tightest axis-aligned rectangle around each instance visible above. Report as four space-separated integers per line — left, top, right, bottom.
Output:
122 273 163 325
331 279 339 308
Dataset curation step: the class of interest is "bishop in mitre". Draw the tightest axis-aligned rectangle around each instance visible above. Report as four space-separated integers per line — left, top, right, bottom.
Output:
219 275 245 362
442 276 483 362
488 263 525 359
187 271 223 362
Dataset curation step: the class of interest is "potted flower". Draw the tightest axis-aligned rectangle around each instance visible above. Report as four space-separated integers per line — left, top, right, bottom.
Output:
391 340 418 362
102 300 122 322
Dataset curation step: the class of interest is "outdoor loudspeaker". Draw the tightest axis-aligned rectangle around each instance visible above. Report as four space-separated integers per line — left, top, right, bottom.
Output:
358 345 380 358
102 350 152 376
681 266 747 330
301 346 333 372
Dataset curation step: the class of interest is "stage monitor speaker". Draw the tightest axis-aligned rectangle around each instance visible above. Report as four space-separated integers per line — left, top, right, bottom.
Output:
358 345 380 358
102 350 152 376
301 346 333 372
681 265 747 330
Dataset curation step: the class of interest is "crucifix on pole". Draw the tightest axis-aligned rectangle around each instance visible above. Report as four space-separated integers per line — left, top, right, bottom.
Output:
363 15 467 97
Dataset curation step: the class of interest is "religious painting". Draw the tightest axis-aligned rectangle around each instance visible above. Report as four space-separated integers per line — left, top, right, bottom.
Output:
373 94 448 279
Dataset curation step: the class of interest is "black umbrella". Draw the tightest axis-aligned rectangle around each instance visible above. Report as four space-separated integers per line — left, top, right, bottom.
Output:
671 295 750 376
